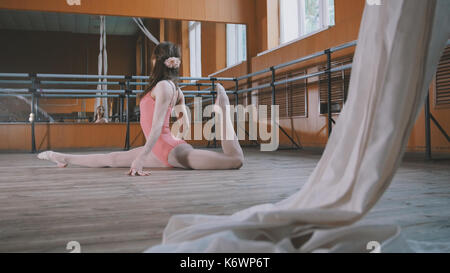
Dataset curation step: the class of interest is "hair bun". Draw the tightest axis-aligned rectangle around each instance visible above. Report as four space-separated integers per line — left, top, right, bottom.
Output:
164 57 181 69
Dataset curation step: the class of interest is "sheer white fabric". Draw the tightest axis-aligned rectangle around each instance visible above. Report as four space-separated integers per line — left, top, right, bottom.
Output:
133 18 160 45
146 0 450 253
96 16 108 119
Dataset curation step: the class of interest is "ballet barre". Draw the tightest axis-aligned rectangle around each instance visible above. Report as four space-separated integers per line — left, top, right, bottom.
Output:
2 39 448 154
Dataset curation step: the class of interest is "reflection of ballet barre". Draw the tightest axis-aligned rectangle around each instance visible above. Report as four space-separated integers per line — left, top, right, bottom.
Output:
0 73 235 82
0 93 32 97
0 88 128 94
40 94 125 98
0 80 223 87
178 91 234 95
0 80 209 86
0 88 29 93
0 80 33 84
0 88 234 96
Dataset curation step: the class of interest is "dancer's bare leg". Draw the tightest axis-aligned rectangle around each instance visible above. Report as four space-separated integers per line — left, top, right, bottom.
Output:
215 84 245 159
38 147 167 168
39 85 244 170
169 84 244 170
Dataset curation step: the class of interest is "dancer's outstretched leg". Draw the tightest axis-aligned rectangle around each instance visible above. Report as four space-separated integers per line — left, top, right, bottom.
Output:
215 84 244 159
169 84 244 170
37 147 167 168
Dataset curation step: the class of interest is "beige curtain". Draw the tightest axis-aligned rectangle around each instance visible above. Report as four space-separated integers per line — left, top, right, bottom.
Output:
146 0 450 253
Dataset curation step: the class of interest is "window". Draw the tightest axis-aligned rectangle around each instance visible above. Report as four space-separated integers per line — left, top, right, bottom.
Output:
189 21 202 78
435 45 450 108
226 24 247 67
279 0 335 44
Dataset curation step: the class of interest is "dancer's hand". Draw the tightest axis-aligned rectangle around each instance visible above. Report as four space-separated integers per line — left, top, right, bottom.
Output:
128 156 151 176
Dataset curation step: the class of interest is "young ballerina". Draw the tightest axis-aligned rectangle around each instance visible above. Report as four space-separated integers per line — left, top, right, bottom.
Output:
38 41 244 176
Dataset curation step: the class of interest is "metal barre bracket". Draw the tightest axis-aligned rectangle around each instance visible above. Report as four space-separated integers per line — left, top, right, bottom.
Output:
28 73 40 95
269 66 276 88
124 75 133 95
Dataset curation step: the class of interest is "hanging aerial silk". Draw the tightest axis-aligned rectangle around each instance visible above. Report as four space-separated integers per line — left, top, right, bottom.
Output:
146 0 450 253
133 18 160 45
95 16 108 120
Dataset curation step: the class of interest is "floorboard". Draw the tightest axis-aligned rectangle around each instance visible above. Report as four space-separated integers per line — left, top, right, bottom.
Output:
0 147 449 252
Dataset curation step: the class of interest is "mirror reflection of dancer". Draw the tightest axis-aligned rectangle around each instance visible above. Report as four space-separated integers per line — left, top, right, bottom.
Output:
93 105 108 123
38 42 244 176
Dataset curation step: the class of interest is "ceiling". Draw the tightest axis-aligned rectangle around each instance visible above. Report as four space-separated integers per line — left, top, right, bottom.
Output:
0 9 139 36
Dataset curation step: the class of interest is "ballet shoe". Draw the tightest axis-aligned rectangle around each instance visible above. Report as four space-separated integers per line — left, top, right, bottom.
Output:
214 84 227 105
37 151 68 168
37 151 52 161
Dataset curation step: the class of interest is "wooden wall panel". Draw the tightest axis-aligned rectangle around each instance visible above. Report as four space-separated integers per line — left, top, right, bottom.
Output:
201 22 227 77
0 123 144 151
0 121 257 152
255 0 268 54
0 124 31 151
181 21 191 77
0 0 255 24
406 81 450 153
210 62 248 91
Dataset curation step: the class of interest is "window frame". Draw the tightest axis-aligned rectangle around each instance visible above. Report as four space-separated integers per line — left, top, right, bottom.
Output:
279 0 335 45
226 23 247 68
188 21 202 79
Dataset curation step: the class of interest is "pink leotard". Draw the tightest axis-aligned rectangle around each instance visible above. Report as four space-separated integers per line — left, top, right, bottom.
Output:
140 80 188 167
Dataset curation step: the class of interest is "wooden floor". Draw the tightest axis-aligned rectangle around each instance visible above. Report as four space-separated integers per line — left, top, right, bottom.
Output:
0 147 449 253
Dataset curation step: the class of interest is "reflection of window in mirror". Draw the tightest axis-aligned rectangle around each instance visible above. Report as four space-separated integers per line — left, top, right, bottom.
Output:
279 0 335 44
189 21 202 78
226 24 247 67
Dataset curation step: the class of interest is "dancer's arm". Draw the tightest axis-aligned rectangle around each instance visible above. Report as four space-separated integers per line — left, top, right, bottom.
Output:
128 81 173 176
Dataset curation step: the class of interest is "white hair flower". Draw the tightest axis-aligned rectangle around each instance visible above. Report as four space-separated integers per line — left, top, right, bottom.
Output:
164 57 181 69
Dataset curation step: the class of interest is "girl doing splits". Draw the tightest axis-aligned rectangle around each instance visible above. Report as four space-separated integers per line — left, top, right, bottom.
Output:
38 42 244 176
